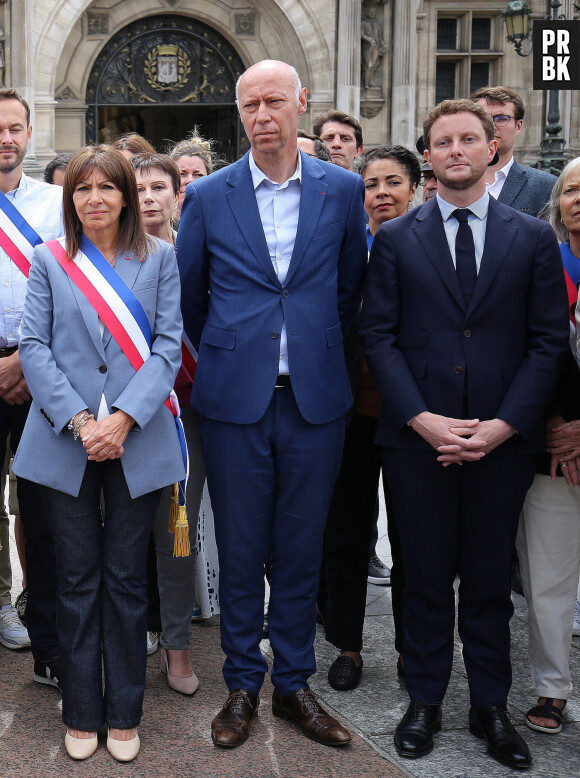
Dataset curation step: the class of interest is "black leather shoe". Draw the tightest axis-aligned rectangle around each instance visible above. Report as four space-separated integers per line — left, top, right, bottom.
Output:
328 656 363 690
394 700 442 758
469 703 532 770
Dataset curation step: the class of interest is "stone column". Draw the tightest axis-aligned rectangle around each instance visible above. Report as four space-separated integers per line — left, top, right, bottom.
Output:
390 0 417 149
10 0 43 176
336 0 362 119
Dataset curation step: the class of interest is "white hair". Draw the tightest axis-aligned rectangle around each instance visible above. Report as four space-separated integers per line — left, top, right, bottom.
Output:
235 60 302 105
545 155 580 243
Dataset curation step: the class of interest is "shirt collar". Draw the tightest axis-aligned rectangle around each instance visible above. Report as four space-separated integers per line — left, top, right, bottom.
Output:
6 171 31 199
437 190 490 222
490 156 515 186
248 150 302 190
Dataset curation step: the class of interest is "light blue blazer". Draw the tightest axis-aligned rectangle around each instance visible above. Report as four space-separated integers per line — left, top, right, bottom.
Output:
13 238 185 498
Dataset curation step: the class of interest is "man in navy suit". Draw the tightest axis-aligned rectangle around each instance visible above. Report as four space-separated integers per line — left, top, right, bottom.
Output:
360 99 569 769
177 59 367 748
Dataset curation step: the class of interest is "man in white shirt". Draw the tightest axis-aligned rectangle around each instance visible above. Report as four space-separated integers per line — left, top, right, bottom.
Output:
471 85 556 217
0 88 63 690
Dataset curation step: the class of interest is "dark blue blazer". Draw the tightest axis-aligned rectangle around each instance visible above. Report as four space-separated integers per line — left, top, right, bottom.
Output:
176 151 368 425
359 195 569 454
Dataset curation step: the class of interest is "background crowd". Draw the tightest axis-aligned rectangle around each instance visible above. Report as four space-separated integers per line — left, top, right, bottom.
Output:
0 63 578 773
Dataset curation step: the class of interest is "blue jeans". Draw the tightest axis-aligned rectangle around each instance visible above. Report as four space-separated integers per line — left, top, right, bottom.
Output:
42 459 161 730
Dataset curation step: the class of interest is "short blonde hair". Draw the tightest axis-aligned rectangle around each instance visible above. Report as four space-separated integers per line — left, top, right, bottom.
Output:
168 128 215 174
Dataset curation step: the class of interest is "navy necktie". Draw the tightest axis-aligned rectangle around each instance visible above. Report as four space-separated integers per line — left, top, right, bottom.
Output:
453 208 477 307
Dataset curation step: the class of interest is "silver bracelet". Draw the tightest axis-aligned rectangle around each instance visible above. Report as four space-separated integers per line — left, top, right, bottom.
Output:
72 412 94 441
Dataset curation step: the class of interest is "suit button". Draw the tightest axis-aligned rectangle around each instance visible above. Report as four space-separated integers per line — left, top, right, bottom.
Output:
463 329 471 338
282 289 289 298
455 366 463 375
271 332 279 339
99 365 107 373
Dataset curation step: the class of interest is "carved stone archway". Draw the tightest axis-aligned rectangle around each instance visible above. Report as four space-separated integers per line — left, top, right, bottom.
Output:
85 15 247 158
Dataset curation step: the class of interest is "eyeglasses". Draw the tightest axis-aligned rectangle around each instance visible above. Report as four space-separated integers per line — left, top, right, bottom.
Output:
491 114 517 127
421 172 437 185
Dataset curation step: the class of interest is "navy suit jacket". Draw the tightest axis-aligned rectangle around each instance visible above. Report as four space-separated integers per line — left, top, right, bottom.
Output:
359 196 570 454
176 151 367 425
498 159 557 217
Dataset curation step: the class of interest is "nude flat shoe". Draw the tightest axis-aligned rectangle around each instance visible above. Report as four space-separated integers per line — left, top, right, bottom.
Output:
64 730 98 760
161 646 199 696
106 729 140 762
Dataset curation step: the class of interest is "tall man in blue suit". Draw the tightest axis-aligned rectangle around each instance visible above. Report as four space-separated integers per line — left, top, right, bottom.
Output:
360 100 569 770
176 59 367 748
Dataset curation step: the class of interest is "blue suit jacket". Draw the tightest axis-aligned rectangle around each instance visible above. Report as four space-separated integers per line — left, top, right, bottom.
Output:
176 151 367 425
359 196 570 454
13 240 185 498
498 160 557 217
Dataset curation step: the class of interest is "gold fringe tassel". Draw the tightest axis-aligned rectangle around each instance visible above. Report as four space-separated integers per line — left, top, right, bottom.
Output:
173 506 190 557
168 481 179 533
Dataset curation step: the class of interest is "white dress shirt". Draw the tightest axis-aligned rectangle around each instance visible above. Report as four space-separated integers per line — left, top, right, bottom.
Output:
437 191 489 274
2 174 63 347
486 156 515 200
249 151 302 375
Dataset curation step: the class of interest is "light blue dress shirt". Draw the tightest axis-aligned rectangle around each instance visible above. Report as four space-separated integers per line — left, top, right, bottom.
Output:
248 151 302 375
436 191 489 273
2 174 63 347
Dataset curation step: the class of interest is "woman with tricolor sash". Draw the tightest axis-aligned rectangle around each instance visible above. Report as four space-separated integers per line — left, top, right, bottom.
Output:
13 146 185 762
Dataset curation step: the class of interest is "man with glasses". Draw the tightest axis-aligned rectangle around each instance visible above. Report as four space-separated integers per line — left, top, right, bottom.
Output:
471 86 556 218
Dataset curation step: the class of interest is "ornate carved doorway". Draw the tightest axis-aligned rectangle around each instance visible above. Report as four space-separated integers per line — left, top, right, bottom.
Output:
85 15 247 160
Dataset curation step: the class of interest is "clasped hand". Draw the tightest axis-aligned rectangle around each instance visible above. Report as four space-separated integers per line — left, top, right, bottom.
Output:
79 410 135 461
545 415 580 486
410 411 515 467
0 352 30 405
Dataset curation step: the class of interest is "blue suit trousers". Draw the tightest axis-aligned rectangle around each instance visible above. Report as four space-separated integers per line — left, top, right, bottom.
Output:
201 385 344 696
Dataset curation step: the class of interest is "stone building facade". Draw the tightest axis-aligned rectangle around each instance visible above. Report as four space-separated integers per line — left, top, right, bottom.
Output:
2 0 578 174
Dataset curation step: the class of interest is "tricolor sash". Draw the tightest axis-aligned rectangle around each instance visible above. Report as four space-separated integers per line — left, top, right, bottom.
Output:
564 267 578 325
181 332 198 380
0 190 44 277
45 235 190 555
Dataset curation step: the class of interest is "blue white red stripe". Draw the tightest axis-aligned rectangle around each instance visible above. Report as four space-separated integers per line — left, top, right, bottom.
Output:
181 332 198 378
44 235 189 505
0 190 44 277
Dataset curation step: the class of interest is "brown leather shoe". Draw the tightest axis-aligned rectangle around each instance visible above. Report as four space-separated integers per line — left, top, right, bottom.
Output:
211 689 259 747
272 688 352 746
